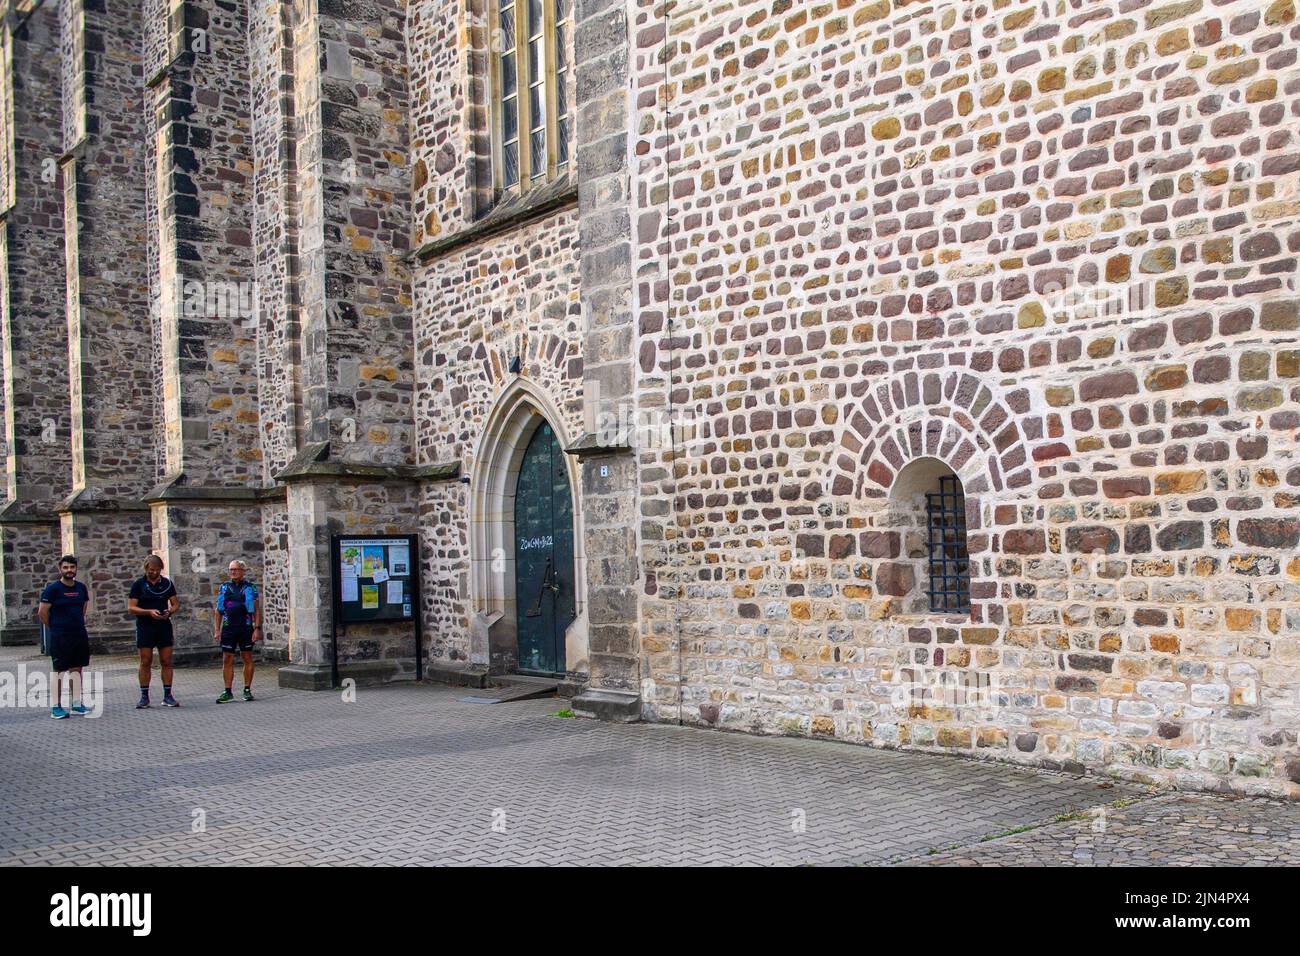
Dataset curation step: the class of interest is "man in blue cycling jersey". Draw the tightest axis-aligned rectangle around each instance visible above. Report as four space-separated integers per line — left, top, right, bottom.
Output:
213 559 262 703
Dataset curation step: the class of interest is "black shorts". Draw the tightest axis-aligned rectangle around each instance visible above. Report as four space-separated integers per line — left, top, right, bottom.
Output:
220 627 255 653
136 628 174 650
48 629 90 672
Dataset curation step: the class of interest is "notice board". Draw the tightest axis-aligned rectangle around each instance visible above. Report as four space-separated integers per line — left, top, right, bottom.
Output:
333 534 418 624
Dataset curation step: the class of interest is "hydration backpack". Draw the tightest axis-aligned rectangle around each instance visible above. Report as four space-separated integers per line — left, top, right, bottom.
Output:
220 581 256 628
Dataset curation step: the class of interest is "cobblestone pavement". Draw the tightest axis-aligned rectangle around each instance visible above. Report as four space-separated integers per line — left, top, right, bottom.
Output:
1 648 1296 866
911 792 1300 866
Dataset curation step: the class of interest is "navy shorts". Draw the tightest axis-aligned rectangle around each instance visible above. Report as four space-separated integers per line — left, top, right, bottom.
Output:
48 629 90 673
136 628 174 650
221 627 255 653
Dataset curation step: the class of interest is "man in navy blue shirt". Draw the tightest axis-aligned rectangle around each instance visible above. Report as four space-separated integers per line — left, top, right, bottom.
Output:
38 555 91 719
128 554 180 708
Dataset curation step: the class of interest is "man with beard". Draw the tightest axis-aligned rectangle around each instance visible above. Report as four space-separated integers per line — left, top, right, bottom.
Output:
38 555 91 719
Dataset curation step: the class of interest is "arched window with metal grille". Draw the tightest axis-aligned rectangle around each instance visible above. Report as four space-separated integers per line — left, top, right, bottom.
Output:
924 474 971 614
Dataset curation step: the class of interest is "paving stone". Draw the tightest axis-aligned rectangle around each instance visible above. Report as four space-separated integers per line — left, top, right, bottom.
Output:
2 649 1296 866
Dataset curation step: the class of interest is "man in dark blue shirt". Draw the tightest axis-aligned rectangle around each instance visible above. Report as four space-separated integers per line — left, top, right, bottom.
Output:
128 554 180 708
38 555 91 719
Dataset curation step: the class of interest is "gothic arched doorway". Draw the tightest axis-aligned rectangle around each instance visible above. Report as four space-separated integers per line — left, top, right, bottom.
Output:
512 420 575 675
468 382 588 678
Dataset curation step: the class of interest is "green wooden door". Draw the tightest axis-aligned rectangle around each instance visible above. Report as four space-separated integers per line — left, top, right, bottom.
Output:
514 421 574 675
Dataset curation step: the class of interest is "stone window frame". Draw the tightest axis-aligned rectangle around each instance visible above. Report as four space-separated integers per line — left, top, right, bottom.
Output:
469 0 575 212
877 457 977 622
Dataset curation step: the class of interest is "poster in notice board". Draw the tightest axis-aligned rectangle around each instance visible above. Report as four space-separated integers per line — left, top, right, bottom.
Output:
334 535 417 623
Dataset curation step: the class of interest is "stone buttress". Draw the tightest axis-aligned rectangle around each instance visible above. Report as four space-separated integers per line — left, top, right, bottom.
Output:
0 1 69 645
58 0 154 649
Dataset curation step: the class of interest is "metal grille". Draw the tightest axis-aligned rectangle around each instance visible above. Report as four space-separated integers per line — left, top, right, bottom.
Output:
925 474 971 614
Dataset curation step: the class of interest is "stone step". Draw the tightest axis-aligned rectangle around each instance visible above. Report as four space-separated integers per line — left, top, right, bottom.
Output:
462 675 560 704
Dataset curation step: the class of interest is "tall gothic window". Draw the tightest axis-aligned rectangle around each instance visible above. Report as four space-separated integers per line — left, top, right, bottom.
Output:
492 0 572 193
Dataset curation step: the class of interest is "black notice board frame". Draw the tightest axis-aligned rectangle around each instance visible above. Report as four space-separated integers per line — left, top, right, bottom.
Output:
330 533 423 688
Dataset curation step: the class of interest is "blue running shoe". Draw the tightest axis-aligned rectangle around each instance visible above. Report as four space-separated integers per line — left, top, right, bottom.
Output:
162 694 179 707
51 706 69 719
69 704 88 716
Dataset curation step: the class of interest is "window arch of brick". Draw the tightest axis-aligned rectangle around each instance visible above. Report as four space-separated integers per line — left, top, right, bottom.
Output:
827 369 1037 502
823 369 1062 625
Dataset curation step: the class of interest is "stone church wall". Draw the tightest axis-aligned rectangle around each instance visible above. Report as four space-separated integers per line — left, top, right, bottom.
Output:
630 0 1300 797
413 210 585 667
0 0 1295 795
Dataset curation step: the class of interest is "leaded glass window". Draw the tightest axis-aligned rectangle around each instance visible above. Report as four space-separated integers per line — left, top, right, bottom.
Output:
492 0 573 193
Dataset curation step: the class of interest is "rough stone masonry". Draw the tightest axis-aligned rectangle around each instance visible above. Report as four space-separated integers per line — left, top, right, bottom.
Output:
631 0 1300 799
0 0 1297 799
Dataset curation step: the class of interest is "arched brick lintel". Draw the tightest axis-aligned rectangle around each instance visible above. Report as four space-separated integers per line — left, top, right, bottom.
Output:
825 368 1054 624
828 368 1044 502
480 331 571 389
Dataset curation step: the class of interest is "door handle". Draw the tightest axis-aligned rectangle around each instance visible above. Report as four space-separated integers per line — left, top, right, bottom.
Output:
525 559 553 618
